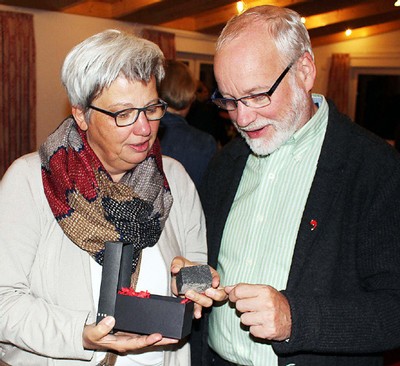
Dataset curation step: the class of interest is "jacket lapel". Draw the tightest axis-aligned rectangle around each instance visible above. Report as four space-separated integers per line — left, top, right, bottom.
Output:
286 101 353 289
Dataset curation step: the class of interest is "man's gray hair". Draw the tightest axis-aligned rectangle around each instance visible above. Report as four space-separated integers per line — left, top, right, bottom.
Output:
216 5 313 65
61 29 165 108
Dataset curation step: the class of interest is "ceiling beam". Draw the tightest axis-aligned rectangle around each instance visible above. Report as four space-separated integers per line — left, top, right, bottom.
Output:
62 0 112 17
304 0 400 30
0 0 81 10
119 0 237 24
289 0 379 16
62 0 163 18
308 10 400 38
158 0 313 32
311 18 400 47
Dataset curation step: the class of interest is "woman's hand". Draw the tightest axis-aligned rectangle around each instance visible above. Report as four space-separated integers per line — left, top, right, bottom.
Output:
170 256 227 319
83 316 178 353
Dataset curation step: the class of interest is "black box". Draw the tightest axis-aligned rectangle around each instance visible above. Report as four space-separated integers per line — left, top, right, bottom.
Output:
96 241 194 339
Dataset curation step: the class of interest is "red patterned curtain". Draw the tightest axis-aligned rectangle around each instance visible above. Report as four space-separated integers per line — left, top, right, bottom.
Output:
326 53 350 115
0 11 36 178
141 28 176 60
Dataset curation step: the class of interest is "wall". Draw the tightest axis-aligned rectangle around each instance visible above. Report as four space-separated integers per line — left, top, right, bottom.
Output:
312 30 400 119
1 4 400 146
0 4 217 146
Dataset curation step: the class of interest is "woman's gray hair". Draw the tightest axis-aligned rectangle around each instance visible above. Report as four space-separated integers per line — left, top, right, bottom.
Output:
61 29 165 108
216 5 313 65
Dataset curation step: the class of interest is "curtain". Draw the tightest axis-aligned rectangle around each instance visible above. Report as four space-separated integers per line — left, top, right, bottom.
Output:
0 11 36 178
326 53 350 115
141 28 176 60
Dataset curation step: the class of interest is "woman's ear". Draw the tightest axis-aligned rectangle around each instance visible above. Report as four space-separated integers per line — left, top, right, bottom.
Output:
72 106 89 131
297 52 316 92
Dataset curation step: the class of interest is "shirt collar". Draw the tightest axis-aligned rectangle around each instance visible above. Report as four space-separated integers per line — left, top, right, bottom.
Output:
284 93 328 160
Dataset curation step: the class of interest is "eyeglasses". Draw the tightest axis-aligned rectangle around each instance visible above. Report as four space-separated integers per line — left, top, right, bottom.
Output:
89 99 168 127
211 62 294 111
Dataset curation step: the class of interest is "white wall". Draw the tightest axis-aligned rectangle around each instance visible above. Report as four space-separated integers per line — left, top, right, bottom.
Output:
1 4 400 146
0 5 217 146
312 30 400 119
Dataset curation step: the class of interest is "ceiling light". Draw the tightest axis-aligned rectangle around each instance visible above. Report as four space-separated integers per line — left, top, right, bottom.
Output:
395 0 400 6
345 29 352 36
236 1 245 14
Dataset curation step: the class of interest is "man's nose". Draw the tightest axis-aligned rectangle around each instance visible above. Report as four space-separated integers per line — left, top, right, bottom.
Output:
235 101 257 128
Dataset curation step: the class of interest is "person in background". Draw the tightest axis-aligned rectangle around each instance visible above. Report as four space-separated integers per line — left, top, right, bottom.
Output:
195 5 400 366
0 29 218 366
158 60 217 188
186 80 232 148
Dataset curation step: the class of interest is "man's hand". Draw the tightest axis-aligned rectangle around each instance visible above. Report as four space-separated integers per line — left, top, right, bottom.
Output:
171 256 225 319
225 283 291 341
83 316 178 353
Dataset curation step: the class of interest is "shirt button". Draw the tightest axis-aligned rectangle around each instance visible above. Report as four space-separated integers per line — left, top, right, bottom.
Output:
268 173 275 180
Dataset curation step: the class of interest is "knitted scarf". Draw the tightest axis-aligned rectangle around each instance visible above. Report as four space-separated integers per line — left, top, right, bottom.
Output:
39 117 173 274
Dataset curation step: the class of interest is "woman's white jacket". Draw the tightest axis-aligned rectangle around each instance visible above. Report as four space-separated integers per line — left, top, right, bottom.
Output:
0 153 207 366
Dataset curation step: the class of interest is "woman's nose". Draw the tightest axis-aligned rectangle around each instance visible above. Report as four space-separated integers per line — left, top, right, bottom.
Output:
132 110 151 136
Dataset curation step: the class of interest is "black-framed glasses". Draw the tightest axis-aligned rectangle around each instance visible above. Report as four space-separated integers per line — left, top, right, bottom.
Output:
89 99 168 127
211 62 294 111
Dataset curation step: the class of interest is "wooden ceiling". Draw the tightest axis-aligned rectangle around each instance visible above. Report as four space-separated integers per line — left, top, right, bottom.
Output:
1 0 400 46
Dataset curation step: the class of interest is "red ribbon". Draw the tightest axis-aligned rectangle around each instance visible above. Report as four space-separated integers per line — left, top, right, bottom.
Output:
118 288 151 298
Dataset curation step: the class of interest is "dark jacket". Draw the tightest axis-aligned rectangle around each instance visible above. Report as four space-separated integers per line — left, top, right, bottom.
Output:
158 112 217 188
196 100 400 366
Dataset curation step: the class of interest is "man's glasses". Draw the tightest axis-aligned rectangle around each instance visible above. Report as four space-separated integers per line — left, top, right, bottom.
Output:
211 62 294 111
89 99 168 127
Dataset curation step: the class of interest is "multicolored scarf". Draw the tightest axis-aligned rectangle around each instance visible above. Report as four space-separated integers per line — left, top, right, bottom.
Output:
39 117 173 273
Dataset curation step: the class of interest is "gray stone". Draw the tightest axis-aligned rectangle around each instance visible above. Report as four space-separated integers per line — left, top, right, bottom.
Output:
176 265 212 294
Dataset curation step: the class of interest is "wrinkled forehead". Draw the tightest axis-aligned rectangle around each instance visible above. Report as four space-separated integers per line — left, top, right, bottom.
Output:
214 33 282 93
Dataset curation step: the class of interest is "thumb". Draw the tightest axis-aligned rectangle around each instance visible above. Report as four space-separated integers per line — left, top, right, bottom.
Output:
96 316 115 336
171 256 186 274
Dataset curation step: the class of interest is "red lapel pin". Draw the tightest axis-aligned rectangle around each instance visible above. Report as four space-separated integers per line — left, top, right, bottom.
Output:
310 219 318 231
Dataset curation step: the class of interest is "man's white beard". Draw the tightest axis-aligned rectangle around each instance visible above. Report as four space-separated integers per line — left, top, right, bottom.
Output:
234 81 309 156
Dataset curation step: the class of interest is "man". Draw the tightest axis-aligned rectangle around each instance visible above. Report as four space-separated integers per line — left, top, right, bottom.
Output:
158 60 217 188
196 5 400 366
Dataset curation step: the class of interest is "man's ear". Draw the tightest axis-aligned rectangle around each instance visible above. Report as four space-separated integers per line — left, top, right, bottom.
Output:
72 106 89 131
297 52 316 92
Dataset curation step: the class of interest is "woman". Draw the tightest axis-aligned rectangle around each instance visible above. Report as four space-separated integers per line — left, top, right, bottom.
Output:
0 29 214 365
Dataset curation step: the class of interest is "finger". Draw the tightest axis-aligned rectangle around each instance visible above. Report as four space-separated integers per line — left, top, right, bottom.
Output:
170 256 187 274
185 290 213 308
228 283 264 301
193 303 203 319
98 315 115 330
205 287 228 302
103 333 163 353
84 316 115 347
209 266 220 288
152 336 180 346
143 333 165 346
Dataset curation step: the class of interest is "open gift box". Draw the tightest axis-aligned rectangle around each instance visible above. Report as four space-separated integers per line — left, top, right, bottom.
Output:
96 241 194 339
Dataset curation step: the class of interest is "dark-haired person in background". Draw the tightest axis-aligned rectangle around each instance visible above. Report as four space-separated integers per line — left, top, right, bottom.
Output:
158 60 217 188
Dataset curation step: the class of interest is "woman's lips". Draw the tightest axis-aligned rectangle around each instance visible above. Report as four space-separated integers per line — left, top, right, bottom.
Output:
129 140 149 152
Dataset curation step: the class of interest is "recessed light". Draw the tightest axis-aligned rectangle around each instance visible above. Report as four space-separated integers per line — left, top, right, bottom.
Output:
345 29 352 36
236 1 245 14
